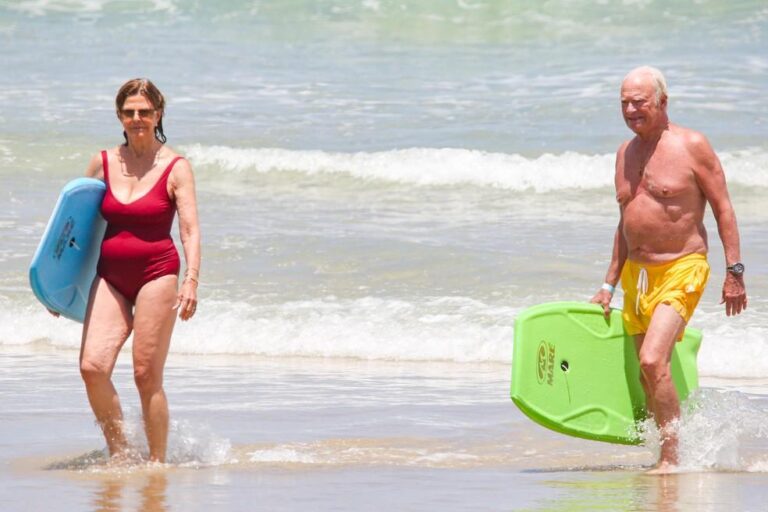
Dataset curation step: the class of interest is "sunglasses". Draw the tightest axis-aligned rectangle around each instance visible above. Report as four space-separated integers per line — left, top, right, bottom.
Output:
119 108 156 119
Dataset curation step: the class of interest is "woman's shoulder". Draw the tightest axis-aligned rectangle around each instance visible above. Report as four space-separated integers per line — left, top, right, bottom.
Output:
165 147 193 174
163 148 193 192
162 144 185 159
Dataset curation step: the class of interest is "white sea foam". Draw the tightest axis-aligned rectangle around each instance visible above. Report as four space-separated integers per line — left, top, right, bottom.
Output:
719 147 768 187
248 446 317 464
747 459 768 472
245 442 487 467
9 0 108 16
183 144 768 192
169 296 515 363
0 295 515 363
8 0 177 16
184 144 615 192
693 308 768 379
3 294 768 375
0 297 84 349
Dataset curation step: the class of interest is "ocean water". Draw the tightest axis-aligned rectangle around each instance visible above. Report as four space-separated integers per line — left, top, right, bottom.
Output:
1 1 768 510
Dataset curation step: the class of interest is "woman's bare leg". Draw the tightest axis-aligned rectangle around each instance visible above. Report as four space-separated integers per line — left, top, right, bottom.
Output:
80 277 133 458
132 275 178 462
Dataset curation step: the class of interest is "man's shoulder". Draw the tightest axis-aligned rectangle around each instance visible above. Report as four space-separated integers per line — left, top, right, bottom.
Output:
668 123 710 148
616 138 633 155
667 124 718 170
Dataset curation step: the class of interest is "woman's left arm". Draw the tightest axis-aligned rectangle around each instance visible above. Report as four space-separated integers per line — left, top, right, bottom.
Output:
171 158 201 320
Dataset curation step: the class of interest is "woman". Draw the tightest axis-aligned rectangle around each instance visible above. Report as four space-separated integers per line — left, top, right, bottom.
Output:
79 78 200 463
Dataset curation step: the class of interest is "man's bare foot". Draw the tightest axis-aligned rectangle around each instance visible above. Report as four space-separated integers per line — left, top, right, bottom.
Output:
646 461 678 475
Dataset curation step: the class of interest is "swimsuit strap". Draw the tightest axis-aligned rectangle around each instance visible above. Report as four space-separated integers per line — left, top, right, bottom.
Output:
161 156 184 180
145 156 184 203
101 150 110 184
157 156 184 194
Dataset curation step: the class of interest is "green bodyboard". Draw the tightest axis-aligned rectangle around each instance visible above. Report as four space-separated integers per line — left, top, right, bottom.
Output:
510 301 701 445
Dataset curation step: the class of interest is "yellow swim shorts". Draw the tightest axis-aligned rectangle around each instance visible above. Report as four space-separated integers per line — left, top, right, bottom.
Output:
621 252 710 340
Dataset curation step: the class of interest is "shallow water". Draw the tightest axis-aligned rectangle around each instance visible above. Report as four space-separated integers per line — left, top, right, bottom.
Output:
4 349 768 511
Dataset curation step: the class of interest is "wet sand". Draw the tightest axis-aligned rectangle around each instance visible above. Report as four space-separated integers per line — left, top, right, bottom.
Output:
3 347 768 511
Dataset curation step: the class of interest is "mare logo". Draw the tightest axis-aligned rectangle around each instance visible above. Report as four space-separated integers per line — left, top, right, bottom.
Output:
53 217 75 260
536 340 556 386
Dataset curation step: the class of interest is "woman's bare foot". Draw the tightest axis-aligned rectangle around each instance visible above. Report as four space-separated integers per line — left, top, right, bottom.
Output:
106 447 143 467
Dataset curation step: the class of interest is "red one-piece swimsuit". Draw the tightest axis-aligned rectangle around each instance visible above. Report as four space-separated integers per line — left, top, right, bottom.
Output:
97 150 182 303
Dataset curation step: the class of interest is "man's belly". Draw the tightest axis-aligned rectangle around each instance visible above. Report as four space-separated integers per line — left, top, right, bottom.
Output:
622 198 708 263
623 218 708 264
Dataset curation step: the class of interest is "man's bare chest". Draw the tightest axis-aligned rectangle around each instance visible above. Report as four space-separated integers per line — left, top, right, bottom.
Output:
618 148 697 204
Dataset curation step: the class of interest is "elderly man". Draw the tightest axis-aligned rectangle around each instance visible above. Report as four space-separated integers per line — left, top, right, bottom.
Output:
591 66 747 473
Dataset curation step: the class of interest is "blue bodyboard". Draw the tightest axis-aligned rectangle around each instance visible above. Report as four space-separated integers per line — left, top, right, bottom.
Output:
29 178 107 322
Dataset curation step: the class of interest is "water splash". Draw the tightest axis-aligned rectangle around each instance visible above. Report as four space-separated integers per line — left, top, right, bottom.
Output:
122 412 232 468
45 412 232 472
638 388 768 472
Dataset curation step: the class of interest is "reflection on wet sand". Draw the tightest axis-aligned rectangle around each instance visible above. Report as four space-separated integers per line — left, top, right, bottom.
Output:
92 473 168 512
139 474 168 512
648 473 680 512
525 471 738 512
93 478 121 512
42 452 170 512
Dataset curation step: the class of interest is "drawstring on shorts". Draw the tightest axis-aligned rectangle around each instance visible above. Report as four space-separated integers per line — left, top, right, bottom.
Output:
636 267 648 315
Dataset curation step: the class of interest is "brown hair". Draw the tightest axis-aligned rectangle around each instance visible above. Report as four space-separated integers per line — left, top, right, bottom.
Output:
115 78 167 144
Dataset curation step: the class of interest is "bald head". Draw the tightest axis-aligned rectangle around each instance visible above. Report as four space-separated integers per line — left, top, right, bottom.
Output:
623 66 668 105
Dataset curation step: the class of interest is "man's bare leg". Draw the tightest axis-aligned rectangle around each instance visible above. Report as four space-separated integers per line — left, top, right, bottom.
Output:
634 303 686 474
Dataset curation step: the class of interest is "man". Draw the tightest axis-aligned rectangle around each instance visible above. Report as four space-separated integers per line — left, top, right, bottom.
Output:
591 66 747 473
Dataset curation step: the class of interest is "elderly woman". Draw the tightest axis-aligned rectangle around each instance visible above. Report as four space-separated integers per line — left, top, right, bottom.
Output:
79 78 200 463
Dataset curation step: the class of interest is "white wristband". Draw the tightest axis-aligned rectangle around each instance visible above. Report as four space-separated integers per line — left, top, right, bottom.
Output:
601 282 615 295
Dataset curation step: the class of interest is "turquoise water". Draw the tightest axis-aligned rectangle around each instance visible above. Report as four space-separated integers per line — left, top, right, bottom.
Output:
1 0 765 370
1 2 768 510
2 1 766 151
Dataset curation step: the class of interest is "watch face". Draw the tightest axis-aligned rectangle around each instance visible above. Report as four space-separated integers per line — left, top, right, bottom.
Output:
730 263 745 275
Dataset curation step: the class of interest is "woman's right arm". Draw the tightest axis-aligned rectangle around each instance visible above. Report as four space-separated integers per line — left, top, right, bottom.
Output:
85 152 105 179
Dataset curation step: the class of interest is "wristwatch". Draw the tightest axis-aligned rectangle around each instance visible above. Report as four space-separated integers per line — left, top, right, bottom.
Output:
727 262 745 276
